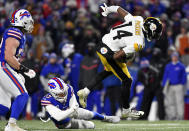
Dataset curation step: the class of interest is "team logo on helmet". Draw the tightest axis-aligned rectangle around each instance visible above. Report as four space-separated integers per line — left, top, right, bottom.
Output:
48 82 56 89
20 11 31 20
150 23 157 31
100 47 108 54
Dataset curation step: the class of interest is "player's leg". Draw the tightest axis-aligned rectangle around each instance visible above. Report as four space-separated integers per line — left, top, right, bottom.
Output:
0 87 11 117
98 57 144 119
77 42 114 108
0 62 28 131
74 108 120 123
56 118 95 129
68 119 95 129
77 70 112 108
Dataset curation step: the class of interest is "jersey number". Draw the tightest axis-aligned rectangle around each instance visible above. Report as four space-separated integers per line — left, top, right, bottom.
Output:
113 22 133 40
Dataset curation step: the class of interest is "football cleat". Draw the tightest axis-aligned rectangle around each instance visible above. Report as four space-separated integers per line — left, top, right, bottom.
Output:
104 116 120 123
77 88 90 108
121 107 144 119
5 123 27 131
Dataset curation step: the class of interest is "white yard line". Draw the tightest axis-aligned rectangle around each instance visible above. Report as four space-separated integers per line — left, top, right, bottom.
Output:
106 123 186 127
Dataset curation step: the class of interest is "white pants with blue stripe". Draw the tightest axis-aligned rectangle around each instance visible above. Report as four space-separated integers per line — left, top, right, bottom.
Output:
0 62 27 108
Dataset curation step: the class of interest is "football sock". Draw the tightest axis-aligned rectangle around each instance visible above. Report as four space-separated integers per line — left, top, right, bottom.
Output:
121 78 132 109
92 112 105 120
0 104 9 116
10 93 29 120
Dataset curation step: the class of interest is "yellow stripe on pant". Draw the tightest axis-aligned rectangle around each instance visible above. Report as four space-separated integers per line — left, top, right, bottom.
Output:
97 51 131 81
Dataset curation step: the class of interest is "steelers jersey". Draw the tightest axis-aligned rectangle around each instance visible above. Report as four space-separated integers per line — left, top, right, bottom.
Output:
102 15 145 54
0 27 26 62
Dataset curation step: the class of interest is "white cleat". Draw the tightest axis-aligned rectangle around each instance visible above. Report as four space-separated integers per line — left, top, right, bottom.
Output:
4 123 27 131
122 107 144 119
77 88 90 108
104 116 120 123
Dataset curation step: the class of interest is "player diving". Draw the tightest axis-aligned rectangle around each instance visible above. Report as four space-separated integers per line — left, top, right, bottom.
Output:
0 9 36 131
77 3 163 118
41 77 120 129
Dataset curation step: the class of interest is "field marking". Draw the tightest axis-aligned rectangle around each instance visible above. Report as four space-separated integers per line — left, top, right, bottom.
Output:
106 123 186 127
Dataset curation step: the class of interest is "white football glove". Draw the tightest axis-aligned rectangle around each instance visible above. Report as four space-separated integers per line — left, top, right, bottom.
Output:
100 3 110 17
24 69 36 79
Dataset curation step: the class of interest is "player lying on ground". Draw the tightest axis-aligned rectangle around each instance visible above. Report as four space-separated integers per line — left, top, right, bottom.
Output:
41 77 120 129
0 9 36 131
77 3 162 118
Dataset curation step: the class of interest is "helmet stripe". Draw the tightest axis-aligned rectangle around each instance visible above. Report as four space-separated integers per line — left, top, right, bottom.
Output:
11 9 20 23
52 78 64 89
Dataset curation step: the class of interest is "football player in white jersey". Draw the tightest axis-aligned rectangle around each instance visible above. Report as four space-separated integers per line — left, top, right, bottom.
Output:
41 78 120 129
77 3 162 118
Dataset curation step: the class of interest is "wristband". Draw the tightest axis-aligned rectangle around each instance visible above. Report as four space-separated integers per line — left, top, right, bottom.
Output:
17 64 29 73
124 13 133 21
108 6 119 13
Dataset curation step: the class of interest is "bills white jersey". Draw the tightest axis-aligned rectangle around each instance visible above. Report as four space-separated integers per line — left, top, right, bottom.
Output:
102 15 145 54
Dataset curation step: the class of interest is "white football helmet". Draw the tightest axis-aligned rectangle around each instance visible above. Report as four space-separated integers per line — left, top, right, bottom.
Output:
61 43 75 58
11 9 34 33
48 77 69 103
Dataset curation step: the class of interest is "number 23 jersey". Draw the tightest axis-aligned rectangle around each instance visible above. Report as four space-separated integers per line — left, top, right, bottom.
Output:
102 15 145 54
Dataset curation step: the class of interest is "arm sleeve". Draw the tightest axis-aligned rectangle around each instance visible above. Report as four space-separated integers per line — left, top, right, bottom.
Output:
69 93 79 109
59 65 64 76
40 76 49 91
124 13 134 22
45 105 74 122
181 66 187 85
40 66 47 76
162 65 169 87
6 30 22 42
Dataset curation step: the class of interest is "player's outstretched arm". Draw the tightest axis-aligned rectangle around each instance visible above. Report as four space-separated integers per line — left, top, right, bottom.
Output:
45 105 75 121
100 3 133 21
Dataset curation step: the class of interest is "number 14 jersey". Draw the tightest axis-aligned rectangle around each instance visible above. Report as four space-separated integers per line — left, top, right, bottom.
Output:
102 15 145 54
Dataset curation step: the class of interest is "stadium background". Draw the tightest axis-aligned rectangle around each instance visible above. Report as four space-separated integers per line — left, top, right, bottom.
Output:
0 0 189 124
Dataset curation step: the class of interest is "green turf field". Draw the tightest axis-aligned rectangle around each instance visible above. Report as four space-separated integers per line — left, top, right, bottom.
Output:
1 120 189 131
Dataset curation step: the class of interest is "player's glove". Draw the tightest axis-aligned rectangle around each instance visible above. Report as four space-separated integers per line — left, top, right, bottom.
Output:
17 64 36 79
100 3 110 17
100 3 119 17
24 69 36 79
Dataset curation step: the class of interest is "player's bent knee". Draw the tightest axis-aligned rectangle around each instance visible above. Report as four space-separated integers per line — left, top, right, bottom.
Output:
70 119 95 129
79 120 95 129
16 93 29 104
20 93 29 99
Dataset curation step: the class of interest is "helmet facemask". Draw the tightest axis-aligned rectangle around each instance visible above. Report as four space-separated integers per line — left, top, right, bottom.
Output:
51 90 68 103
23 18 34 33
48 78 69 103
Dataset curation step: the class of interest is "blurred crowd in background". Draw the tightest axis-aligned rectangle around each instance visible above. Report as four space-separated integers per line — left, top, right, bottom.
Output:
1 0 189 121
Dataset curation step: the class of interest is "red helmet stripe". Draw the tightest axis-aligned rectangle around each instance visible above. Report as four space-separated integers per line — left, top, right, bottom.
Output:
11 9 20 23
52 78 64 89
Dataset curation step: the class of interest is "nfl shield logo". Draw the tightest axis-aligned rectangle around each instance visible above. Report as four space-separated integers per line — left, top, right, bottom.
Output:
100 47 108 54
